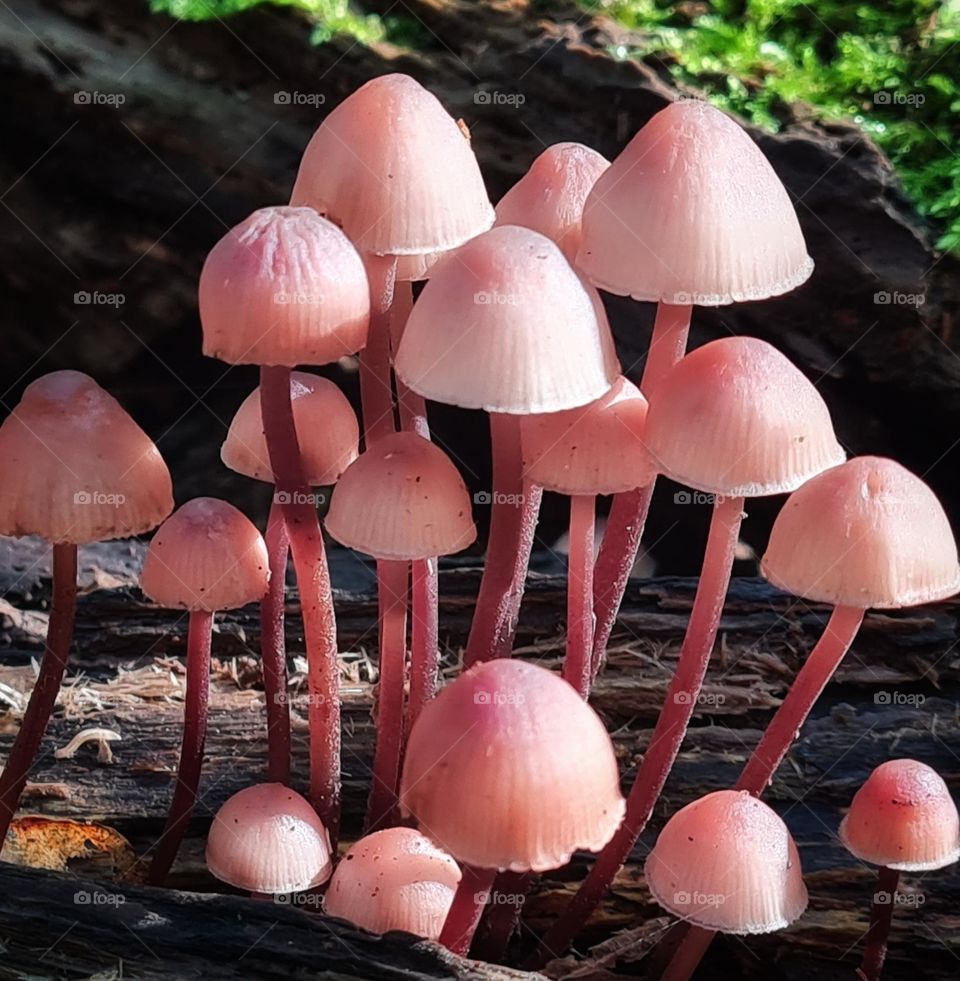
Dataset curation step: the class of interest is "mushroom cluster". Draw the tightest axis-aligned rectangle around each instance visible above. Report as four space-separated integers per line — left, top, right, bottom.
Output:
0 75 956 981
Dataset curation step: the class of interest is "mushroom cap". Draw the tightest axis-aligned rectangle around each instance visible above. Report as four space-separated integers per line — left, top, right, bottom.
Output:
494 142 610 262
290 73 494 256
325 432 476 561
324 827 462 940
644 336 845 497
206 783 333 893
838 760 960 871
394 225 620 415
577 99 813 304
399 658 625 873
221 372 359 486
645 790 808 934
762 457 960 609
140 498 269 612
521 376 655 495
0 371 173 545
199 206 369 367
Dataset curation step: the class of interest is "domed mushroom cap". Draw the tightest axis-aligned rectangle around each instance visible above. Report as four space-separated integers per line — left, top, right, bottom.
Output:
324 828 462 940
325 432 475 561
200 206 369 367
140 498 269 612
206 783 333 894
839 760 960 871
643 337 844 497
645 790 808 934
577 99 813 304
761 457 960 609
291 73 494 256
0 371 173 545
395 225 620 415
521 376 655 495
400 658 625 873
495 142 610 261
221 372 359 486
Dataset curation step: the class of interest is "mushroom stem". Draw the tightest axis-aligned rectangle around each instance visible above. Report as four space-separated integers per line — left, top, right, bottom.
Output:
359 254 399 447
0 543 78 847
590 484 654 681
860 865 900 981
408 556 439 729
393 282 430 439
589 301 690 680
564 494 596 698
465 414 543 665
366 558 409 832
439 864 498 956
473 869 532 963
261 498 291 785
148 608 213 884
735 604 865 794
661 925 717 981
529 492 743 965
260 365 341 843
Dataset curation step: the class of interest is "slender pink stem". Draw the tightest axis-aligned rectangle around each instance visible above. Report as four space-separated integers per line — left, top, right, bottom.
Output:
590 485 654 680
391 280 431 438
564 494 596 698
440 864 498 956
860 865 899 981
589 301 690 680
261 498 290 785
0 543 78 848
260 365 341 843
465 414 543 665
360 254 398 447
408 557 439 729
661 925 715 981
366 559 409 832
529 494 744 966
148 608 213 884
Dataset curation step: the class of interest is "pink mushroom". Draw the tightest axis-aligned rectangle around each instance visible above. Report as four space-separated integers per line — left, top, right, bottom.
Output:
324 827 462 940
141 498 269 883
206 782 333 898
395 225 619 665
221 372 359 785
577 99 813 694
840 760 959 981
400 658 624 956
535 337 843 961
200 205 369 843
0 371 172 847
325 432 476 830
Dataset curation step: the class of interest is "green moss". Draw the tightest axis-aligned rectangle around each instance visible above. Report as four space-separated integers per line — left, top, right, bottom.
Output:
578 0 960 252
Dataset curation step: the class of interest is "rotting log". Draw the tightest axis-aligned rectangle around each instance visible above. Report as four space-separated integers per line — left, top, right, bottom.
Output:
1 540 958 978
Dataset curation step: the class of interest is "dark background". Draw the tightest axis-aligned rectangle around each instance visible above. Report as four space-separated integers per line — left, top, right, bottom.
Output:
2 0 959 574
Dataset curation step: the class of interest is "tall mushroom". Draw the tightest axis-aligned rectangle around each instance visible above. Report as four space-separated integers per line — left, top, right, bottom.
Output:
221 372 359 784
577 99 813 681
140 498 269 883
533 336 844 961
325 432 476 830
0 371 172 847
200 205 369 842
395 225 619 665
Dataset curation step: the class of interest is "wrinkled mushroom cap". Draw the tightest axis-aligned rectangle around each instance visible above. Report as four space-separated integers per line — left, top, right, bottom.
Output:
577 99 812 304
0 371 173 545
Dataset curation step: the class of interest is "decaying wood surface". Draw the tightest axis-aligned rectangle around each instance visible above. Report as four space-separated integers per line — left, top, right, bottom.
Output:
1 539 959 978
